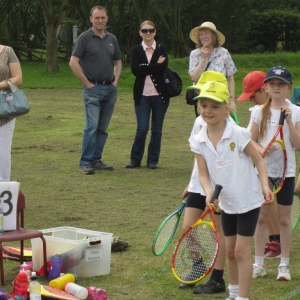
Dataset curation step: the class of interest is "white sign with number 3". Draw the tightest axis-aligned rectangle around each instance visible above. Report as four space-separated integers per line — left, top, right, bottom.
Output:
0 182 19 231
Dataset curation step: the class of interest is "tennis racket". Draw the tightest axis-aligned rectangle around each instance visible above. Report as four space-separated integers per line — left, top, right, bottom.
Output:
262 110 287 194
152 198 186 256
171 184 222 284
231 111 240 126
292 190 300 230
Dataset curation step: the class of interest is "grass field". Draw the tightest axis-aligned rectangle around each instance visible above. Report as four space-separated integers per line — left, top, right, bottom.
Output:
2 52 300 299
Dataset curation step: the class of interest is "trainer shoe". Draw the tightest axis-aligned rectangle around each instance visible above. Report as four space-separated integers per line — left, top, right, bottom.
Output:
225 297 236 300
276 263 291 281
92 160 114 171
79 164 95 175
265 240 281 258
253 264 266 278
193 278 225 294
264 241 272 255
126 162 141 168
147 163 157 169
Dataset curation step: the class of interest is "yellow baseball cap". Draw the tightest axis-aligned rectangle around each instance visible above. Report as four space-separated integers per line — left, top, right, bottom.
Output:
187 71 228 91
194 81 229 104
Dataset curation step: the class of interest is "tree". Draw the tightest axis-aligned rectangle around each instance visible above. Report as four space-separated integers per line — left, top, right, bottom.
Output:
40 0 69 71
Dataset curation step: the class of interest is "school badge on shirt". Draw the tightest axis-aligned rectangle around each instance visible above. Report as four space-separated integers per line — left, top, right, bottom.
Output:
230 142 235 151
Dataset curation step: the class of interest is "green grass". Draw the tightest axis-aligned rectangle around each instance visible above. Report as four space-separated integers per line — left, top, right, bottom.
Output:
21 51 300 94
2 52 300 299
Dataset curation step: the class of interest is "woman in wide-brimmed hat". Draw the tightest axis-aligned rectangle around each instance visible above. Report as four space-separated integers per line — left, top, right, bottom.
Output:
188 22 237 116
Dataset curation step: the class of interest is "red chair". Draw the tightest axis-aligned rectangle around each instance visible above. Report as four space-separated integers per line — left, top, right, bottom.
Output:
0 191 48 285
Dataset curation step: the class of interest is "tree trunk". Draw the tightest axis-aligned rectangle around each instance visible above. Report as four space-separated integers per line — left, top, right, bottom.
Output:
40 0 69 71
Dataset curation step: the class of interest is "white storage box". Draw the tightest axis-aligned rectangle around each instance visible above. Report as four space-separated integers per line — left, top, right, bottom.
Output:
31 226 113 278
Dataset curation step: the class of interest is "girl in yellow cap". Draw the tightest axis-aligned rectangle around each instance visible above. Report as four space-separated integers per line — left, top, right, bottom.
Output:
190 80 273 300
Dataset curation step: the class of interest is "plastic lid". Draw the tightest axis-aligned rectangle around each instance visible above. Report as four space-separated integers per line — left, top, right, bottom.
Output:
31 271 37 280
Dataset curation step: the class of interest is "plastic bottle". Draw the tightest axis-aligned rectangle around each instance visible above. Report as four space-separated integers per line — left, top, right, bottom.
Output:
29 272 41 300
48 254 63 280
13 272 29 297
20 262 31 282
49 273 76 290
87 286 108 300
0 199 4 235
64 283 88 299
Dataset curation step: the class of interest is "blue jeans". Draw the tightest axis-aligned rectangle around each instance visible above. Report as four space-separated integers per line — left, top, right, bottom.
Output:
80 84 117 165
129 95 169 165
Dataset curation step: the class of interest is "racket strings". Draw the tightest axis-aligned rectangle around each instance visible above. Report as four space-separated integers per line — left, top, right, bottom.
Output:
264 142 285 190
173 223 218 283
268 177 282 191
153 214 178 254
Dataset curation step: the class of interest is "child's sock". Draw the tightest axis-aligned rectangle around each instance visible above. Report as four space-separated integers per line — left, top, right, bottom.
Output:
228 284 239 298
274 234 280 242
280 257 290 265
254 256 264 266
210 268 224 282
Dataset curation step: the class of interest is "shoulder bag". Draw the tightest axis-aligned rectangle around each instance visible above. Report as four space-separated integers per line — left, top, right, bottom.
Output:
0 80 30 117
158 44 182 98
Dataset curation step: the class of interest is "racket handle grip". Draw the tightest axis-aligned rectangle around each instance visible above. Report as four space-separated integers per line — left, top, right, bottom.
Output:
210 184 223 203
279 110 285 126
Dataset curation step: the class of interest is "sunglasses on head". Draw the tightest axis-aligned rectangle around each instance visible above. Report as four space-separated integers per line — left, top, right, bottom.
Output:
141 28 155 34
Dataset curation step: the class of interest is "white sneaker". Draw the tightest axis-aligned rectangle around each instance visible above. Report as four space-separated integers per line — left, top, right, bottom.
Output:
276 263 291 281
225 297 236 300
253 264 266 278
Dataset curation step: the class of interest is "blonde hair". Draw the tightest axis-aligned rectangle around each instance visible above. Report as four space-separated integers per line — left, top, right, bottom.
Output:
197 29 219 48
259 84 292 141
140 20 155 30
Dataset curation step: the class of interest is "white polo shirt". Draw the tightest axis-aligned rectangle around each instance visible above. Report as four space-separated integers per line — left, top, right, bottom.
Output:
251 101 300 177
188 116 237 196
190 120 264 214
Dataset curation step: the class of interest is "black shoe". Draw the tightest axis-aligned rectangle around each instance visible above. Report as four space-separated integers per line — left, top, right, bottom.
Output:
179 258 206 285
79 164 95 175
147 163 157 169
178 282 195 289
193 278 225 294
126 162 141 168
92 160 114 170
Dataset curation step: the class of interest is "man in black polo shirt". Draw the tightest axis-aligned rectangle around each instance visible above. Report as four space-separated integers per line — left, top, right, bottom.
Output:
69 5 122 175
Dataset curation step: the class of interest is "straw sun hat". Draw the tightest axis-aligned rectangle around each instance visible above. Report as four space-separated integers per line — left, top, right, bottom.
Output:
189 22 225 46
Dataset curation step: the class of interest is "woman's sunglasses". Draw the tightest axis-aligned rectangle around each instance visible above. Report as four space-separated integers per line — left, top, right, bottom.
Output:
141 28 155 34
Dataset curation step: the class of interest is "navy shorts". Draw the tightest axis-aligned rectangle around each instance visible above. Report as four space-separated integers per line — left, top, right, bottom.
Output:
186 192 221 215
221 207 260 237
275 177 294 206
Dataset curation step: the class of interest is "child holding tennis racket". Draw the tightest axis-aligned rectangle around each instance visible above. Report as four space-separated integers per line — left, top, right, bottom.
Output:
190 80 273 300
250 66 300 281
237 71 282 259
178 71 231 295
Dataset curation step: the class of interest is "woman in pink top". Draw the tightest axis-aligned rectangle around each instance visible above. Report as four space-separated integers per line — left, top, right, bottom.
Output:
126 20 170 169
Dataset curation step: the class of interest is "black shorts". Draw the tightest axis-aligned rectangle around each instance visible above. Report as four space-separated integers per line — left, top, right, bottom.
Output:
186 192 221 215
221 207 260 237
275 177 294 206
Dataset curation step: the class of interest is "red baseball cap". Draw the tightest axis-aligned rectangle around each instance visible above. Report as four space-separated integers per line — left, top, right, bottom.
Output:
237 71 266 102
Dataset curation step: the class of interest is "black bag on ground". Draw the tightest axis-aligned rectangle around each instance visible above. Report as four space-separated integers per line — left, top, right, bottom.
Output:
163 68 182 98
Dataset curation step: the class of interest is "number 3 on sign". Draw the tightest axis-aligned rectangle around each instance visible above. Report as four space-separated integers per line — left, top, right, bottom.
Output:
0 182 19 231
